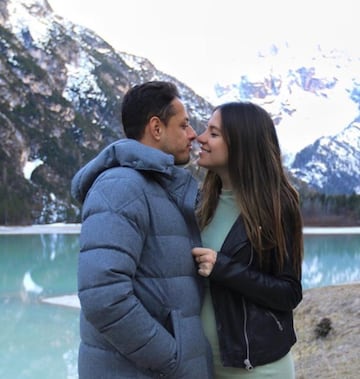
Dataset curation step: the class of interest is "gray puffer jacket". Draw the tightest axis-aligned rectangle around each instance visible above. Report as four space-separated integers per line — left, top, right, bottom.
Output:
71 139 213 379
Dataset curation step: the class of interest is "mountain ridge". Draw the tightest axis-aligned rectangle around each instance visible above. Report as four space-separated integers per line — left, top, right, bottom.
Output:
212 44 360 195
0 0 213 224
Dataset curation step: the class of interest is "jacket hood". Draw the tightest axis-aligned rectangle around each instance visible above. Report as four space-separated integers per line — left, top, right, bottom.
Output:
71 139 175 203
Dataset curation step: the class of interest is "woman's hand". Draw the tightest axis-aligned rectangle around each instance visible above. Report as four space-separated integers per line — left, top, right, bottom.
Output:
192 247 217 277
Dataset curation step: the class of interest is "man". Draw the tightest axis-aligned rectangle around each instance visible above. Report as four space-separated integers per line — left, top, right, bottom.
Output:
71 81 213 378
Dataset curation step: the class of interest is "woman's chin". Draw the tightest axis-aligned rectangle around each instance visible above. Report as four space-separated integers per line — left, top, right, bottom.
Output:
196 159 208 169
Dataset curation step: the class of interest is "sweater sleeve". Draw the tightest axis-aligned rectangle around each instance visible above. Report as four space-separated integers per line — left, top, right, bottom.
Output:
78 169 177 376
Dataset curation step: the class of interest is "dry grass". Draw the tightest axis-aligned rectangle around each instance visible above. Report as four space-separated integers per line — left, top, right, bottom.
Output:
293 283 360 379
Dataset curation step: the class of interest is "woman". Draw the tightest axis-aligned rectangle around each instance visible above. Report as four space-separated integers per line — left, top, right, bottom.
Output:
192 102 303 378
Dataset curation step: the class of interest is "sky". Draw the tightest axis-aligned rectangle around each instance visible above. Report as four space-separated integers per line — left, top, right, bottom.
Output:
47 0 359 99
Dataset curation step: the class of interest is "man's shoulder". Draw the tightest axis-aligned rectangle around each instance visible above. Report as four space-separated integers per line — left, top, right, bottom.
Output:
83 167 152 213
95 166 151 188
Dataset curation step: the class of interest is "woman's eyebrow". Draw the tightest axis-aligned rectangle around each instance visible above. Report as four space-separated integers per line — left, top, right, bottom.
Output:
208 124 221 131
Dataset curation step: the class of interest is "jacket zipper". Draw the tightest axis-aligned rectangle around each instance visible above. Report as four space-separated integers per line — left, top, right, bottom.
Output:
242 246 254 371
267 311 284 331
242 298 253 371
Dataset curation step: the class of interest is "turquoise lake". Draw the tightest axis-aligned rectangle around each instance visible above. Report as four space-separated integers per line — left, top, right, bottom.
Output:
0 231 359 379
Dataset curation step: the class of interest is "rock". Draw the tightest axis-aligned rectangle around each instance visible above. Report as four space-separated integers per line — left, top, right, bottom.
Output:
314 317 332 338
293 283 360 378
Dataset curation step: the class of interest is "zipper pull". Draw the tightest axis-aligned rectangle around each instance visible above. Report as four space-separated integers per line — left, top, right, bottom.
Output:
244 359 253 371
276 319 284 331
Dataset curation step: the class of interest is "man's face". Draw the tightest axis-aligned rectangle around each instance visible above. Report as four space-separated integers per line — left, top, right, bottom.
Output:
160 98 197 165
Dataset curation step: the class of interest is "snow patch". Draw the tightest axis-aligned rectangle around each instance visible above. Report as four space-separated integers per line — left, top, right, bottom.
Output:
23 158 43 180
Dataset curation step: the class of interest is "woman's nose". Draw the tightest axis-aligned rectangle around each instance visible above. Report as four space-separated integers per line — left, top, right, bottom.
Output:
196 132 206 143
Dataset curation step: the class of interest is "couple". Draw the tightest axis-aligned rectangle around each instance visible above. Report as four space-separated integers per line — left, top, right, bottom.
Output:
71 81 304 379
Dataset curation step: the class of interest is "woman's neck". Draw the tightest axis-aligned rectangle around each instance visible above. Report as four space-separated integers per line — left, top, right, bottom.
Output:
220 172 232 190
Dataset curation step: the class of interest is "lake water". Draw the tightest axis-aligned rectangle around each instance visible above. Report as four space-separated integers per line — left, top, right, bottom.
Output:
0 229 359 379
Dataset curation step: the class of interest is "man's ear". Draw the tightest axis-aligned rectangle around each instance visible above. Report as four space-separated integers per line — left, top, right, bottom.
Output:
148 116 163 141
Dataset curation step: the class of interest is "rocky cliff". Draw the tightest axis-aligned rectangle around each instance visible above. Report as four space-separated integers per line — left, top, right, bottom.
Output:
0 0 213 224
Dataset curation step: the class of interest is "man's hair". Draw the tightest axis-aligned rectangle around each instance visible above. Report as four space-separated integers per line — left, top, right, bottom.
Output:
121 81 181 140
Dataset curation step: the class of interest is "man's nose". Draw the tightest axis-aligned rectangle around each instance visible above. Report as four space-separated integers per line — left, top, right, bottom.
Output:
188 125 197 139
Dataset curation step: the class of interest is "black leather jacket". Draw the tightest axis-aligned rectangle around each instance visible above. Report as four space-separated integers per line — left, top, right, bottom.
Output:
209 216 302 370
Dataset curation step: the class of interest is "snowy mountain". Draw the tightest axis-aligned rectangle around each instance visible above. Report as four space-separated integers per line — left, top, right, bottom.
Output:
0 0 359 225
291 121 360 194
0 0 212 224
211 44 360 195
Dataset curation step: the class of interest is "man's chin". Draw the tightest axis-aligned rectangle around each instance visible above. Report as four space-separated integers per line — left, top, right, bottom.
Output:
174 156 191 166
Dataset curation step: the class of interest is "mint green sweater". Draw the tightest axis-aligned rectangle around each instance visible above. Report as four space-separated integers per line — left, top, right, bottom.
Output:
200 191 295 378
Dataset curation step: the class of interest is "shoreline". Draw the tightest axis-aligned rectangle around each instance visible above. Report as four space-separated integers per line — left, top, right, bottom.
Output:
0 223 360 235
39 281 360 310
0 223 81 234
302 226 360 234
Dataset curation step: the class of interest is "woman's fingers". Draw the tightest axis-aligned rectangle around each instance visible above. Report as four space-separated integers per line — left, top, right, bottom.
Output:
192 247 217 276
198 262 213 277
192 248 216 263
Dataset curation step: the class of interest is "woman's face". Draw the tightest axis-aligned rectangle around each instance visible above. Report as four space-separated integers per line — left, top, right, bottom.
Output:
196 109 229 175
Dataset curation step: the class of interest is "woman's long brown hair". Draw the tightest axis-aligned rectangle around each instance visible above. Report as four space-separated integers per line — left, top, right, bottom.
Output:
197 102 303 278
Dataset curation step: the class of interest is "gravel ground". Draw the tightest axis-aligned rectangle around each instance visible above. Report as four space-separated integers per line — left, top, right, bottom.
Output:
293 283 360 379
